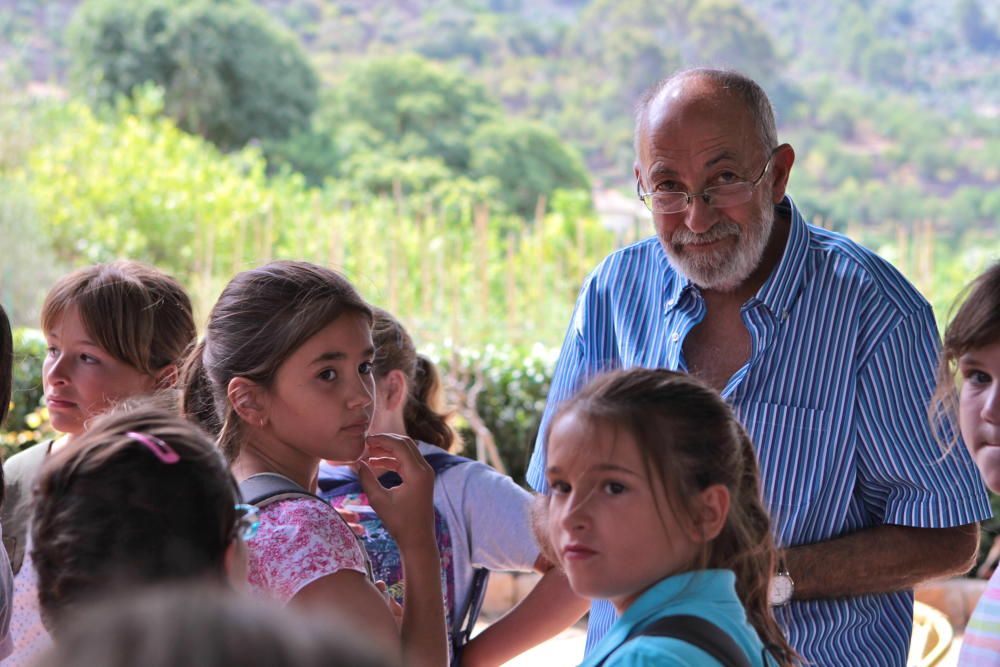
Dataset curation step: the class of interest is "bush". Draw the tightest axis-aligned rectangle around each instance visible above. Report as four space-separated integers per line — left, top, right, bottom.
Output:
2 328 53 459
425 342 557 486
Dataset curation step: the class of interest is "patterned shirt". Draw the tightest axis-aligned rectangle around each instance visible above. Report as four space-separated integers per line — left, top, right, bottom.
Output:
247 497 368 605
526 196 991 666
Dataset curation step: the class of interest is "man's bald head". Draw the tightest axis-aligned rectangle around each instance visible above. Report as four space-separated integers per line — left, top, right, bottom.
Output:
634 68 778 162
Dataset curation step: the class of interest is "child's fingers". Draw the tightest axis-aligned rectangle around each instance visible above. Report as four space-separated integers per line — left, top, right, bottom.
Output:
356 460 388 504
365 433 431 479
365 456 401 473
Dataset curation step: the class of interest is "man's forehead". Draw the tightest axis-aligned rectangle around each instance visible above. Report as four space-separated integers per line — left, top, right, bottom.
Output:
637 77 756 163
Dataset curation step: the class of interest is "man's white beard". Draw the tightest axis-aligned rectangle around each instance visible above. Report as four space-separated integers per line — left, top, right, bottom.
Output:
663 203 774 292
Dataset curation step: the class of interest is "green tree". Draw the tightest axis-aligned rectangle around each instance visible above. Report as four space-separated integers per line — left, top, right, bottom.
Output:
325 54 497 173
67 0 318 150
470 118 591 217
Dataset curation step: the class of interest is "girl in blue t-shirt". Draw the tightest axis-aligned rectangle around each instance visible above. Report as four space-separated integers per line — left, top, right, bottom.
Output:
538 368 795 666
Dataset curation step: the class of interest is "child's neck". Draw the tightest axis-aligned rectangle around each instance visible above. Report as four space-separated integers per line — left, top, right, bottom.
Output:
232 440 319 492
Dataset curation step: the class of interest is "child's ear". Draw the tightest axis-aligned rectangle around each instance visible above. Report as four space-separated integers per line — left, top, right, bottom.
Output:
153 363 179 390
382 369 408 412
693 484 730 543
227 377 268 428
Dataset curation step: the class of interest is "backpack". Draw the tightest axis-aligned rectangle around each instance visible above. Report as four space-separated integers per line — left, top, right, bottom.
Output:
598 614 756 667
317 451 489 664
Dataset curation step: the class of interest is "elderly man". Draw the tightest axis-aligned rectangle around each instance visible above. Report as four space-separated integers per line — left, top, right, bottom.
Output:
526 68 990 666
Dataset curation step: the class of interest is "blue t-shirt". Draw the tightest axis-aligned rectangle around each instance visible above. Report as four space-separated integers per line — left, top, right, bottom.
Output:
581 569 775 667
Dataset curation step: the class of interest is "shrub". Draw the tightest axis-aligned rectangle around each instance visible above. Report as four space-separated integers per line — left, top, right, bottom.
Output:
2 328 53 459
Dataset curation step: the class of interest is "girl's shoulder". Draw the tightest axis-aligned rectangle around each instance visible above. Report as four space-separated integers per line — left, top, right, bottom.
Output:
247 497 367 605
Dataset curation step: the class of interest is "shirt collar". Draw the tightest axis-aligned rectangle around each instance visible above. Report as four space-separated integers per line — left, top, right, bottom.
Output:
619 569 737 628
754 194 810 319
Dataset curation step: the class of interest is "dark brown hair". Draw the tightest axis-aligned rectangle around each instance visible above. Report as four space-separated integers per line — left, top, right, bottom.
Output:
36 584 397 667
371 308 457 451
931 262 1000 448
41 261 196 376
0 304 11 507
180 261 372 461
30 402 239 630
542 368 794 665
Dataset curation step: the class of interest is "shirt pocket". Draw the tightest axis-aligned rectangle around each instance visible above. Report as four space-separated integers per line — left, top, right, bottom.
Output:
737 401 836 515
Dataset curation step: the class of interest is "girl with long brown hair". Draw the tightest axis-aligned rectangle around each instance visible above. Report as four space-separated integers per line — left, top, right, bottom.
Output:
538 368 795 666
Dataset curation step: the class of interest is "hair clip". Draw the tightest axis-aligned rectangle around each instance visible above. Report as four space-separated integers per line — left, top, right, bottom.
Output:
125 431 181 464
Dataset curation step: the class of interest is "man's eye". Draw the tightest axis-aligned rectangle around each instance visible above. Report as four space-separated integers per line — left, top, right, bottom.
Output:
318 369 338 381
714 171 740 184
656 181 682 192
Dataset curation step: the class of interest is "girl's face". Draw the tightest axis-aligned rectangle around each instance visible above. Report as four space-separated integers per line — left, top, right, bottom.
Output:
959 340 1000 492
43 306 158 436
544 411 703 613
263 312 376 463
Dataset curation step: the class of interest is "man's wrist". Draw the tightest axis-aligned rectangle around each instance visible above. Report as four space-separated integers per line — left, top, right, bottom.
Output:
769 555 795 606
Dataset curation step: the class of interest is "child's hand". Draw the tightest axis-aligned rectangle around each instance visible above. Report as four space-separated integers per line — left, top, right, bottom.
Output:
357 433 436 551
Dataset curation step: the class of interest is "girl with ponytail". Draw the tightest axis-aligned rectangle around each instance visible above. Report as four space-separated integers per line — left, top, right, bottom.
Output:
319 308 587 666
180 262 447 667
538 368 796 666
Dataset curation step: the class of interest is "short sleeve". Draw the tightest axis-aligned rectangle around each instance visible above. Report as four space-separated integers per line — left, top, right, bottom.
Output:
247 498 368 605
855 306 990 527
526 276 596 492
450 463 539 571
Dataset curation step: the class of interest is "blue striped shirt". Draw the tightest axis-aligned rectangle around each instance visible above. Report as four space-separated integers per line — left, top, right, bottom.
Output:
526 196 991 667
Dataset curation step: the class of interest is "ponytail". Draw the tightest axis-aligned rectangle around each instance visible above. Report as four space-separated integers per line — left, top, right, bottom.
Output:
179 340 242 462
711 429 796 666
403 355 456 452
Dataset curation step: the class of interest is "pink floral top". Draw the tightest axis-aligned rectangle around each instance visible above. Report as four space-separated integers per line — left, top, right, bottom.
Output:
247 498 368 605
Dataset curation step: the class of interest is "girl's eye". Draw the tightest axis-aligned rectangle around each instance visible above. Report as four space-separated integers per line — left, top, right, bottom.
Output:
603 481 626 495
359 361 373 375
550 480 571 495
46 346 58 357
967 370 993 386
318 369 338 381
80 354 99 364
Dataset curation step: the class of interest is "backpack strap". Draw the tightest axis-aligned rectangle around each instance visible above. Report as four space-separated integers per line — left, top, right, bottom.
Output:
239 472 324 507
601 614 753 667
451 567 490 664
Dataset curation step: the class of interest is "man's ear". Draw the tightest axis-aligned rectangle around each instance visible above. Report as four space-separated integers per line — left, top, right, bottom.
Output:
691 484 731 543
227 377 268 428
382 369 409 412
768 143 795 204
153 363 178 390
633 161 643 189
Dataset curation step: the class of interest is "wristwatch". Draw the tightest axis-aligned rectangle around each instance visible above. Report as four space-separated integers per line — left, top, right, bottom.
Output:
769 568 794 607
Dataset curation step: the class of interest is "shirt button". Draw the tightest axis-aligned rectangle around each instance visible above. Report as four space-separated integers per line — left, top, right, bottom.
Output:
671 332 680 342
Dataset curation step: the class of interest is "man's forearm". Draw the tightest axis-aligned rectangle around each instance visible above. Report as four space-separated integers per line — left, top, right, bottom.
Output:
784 523 979 600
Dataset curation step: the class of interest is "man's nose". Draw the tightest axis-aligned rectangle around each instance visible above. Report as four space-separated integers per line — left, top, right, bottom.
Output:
682 194 717 234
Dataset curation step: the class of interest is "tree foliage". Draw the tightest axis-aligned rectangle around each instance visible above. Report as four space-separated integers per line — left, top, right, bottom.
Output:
68 0 318 149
